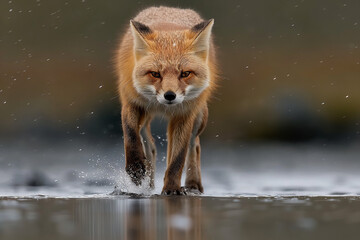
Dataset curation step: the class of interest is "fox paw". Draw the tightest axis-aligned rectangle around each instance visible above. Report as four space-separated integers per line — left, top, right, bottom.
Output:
126 160 146 186
184 187 202 195
161 186 187 196
185 181 203 194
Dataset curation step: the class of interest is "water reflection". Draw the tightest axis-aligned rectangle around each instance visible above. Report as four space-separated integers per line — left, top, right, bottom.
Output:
1 196 360 240
76 197 204 240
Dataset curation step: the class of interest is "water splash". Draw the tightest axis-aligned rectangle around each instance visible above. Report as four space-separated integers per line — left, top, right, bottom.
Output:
112 170 153 196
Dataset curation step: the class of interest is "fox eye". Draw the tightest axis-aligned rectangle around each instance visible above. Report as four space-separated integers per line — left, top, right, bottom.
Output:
150 71 161 78
180 71 191 78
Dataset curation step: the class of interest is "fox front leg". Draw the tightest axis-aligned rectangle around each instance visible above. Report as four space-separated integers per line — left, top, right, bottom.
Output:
162 116 194 195
121 104 147 186
185 106 208 193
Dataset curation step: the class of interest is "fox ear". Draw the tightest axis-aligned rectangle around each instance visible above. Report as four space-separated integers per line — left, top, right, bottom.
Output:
130 20 153 56
189 19 214 59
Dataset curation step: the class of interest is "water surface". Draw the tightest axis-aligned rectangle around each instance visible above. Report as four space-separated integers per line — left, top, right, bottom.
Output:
1 196 360 240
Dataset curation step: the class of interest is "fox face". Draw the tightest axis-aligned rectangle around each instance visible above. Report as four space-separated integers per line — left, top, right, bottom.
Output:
130 19 214 106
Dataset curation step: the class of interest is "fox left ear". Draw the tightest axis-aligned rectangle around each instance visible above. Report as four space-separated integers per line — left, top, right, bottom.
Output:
189 19 214 59
130 20 153 58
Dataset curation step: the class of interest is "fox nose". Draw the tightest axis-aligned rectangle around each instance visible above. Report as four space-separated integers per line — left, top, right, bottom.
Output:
164 91 176 101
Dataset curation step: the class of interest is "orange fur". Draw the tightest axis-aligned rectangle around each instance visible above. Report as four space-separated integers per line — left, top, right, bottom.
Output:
115 6 218 195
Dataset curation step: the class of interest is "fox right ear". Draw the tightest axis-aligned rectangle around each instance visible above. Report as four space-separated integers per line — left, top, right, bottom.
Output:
188 19 214 60
130 20 153 57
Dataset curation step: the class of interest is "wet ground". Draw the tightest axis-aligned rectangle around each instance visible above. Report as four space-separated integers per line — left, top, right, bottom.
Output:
0 142 360 239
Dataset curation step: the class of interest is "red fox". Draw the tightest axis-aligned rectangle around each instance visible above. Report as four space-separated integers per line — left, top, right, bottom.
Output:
115 6 218 195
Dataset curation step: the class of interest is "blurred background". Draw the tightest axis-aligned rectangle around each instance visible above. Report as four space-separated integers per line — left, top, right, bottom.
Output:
1 0 359 145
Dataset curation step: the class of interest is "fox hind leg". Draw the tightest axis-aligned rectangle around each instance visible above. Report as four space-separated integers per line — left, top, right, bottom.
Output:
140 116 156 189
185 136 203 193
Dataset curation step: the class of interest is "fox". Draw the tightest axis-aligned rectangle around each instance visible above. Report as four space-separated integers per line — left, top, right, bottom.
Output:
115 6 218 195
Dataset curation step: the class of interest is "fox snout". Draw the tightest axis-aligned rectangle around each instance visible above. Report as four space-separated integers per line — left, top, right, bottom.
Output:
157 89 185 105
164 91 176 101
156 75 184 105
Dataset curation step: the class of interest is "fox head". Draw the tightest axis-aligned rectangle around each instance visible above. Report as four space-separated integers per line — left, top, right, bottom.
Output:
130 19 214 106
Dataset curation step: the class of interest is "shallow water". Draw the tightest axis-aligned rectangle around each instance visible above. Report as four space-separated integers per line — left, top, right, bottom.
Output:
1 196 360 240
1 143 360 239
1 143 360 197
